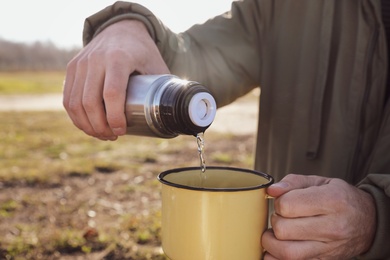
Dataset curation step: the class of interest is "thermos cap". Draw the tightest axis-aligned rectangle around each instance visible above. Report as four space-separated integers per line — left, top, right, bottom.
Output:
188 92 217 127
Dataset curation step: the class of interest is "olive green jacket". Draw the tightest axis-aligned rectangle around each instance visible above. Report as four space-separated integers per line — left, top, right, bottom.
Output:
83 0 390 258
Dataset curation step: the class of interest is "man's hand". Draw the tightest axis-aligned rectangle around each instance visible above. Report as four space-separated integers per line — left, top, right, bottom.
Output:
63 20 170 140
262 174 376 260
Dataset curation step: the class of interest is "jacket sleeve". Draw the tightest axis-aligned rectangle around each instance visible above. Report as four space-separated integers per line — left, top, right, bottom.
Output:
357 174 390 259
82 0 262 107
83 2 390 259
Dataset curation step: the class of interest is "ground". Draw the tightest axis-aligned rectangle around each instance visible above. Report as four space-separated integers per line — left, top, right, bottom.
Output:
0 90 259 259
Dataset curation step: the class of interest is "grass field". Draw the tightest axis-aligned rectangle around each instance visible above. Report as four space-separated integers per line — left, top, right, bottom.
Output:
0 71 256 259
0 110 255 259
0 71 64 94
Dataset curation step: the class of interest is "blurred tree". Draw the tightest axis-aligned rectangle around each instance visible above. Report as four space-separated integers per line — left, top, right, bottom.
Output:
0 38 79 71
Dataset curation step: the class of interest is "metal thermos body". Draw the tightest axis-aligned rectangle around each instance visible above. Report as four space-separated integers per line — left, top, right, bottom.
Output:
125 74 217 138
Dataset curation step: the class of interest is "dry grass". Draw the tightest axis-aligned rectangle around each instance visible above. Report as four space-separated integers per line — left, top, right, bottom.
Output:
0 110 255 259
0 71 257 259
0 71 64 94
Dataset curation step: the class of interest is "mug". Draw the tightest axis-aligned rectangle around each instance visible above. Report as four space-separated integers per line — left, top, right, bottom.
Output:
158 166 274 260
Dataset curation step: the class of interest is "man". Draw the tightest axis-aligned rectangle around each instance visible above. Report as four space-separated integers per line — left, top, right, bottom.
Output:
63 1 390 259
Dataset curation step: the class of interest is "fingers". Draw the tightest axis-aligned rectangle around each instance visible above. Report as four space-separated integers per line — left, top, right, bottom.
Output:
262 229 332 260
102 52 131 136
63 38 130 140
263 252 278 260
263 176 377 259
272 177 365 218
64 51 118 140
274 185 338 217
270 212 347 242
267 174 331 197
65 55 95 136
83 58 118 140
63 56 76 109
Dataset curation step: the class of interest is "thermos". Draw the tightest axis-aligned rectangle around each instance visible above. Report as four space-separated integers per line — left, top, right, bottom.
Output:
125 74 217 138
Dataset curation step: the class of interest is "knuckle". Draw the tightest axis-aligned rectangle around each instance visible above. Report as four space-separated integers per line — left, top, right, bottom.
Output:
279 244 304 260
103 87 119 100
84 128 98 138
102 79 127 102
87 50 107 64
75 57 89 70
66 55 79 71
272 222 288 241
92 123 111 136
62 97 69 110
328 218 350 240
68 100 82 113
68 53 88 70
77 123 97 137
93 127 107 136
82 95 97 112
107 114 125 128
275 196 292 216
283 173 300 182
328 186 349 210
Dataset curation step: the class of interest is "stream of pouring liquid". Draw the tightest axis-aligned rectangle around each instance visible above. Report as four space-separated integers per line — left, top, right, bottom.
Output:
196 132 207 184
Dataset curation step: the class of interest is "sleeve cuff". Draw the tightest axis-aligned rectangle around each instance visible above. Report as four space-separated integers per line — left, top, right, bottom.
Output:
88 13 156 45
357 179 390 259
82 1 162 46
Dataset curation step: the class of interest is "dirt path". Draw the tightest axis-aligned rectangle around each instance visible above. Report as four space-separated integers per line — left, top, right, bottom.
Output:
211 95 258 135
0 94 63 111
0 91 259 135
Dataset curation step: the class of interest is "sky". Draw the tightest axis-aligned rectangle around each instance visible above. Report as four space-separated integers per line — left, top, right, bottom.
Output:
0 0 232 49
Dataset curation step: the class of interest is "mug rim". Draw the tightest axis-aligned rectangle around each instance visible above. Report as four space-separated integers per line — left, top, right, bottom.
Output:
158 166 274 192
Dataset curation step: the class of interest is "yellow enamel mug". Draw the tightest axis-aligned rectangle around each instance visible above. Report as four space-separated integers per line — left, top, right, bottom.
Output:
158 166 274 260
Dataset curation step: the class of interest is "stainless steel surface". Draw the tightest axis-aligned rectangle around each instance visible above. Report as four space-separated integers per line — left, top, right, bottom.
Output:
125 74 216 138
126 75 177 138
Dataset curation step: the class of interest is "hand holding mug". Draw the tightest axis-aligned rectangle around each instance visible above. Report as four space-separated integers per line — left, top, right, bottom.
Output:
262 174 376 259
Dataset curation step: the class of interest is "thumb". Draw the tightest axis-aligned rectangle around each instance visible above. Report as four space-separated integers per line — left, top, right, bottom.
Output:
266 174 331 197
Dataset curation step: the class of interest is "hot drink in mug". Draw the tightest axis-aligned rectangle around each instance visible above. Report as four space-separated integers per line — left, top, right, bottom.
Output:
158 166 274 260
